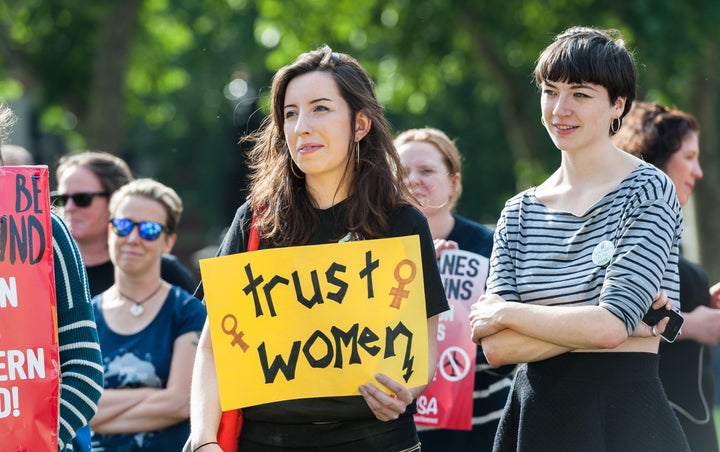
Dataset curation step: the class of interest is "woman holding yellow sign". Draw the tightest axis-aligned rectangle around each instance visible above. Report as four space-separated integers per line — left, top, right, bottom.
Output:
189 47 448 452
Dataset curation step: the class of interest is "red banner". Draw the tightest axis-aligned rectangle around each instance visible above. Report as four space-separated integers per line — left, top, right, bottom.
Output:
0 166 59 450
414 249 488 431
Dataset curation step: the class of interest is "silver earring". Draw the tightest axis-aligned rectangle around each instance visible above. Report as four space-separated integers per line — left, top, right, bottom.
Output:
610 117 621 134
356 141 360 167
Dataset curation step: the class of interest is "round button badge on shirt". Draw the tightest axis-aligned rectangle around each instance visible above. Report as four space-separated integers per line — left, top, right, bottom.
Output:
592 240 615 267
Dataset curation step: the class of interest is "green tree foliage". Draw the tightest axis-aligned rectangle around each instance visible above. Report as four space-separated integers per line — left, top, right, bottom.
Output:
1 0 719 277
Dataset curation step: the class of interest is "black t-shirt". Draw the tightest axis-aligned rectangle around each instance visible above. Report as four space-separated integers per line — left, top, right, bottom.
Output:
86 254 196 297
658 256 717 449
213 199 449 424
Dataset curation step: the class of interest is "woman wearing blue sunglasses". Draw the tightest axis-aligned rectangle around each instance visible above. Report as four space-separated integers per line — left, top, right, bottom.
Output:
90 178 207 451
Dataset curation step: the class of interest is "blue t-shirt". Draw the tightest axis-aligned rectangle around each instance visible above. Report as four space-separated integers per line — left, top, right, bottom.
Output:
91 286 206 451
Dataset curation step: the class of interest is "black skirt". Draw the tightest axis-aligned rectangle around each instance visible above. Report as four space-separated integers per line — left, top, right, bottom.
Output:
238 414 420 451
493 352 690 452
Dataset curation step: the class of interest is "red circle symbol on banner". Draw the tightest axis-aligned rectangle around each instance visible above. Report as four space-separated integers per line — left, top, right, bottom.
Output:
438 346 472 382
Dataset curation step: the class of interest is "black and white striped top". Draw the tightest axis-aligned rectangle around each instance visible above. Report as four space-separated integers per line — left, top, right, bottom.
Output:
52 212 104 450
486 163 683 335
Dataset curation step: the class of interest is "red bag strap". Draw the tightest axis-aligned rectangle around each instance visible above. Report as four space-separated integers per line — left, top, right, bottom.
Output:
216 214 258 452
247 214 260 252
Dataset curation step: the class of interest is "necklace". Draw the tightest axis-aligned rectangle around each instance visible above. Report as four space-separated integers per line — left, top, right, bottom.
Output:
119 284 163 317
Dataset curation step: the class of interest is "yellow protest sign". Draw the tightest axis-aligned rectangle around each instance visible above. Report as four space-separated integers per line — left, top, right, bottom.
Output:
199 235 428 410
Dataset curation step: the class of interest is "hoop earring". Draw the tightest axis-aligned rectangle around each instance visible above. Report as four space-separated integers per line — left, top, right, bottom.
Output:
610 117 621 134
290 160 303 179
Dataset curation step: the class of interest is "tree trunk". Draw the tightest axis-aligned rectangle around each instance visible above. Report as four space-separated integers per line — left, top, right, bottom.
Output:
691 42 720 281
81 0 142 153
461 14 545 192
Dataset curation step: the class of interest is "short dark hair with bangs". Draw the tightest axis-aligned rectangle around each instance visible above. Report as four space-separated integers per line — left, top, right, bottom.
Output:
534 26 637 119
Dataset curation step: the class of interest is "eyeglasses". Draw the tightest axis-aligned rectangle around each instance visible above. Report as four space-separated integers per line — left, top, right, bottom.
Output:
51 191 109 208
109 218 168 241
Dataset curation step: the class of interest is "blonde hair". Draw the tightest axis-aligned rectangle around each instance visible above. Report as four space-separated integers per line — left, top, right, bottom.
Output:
109 178 183 233
0 104 17 146
394 127 463 210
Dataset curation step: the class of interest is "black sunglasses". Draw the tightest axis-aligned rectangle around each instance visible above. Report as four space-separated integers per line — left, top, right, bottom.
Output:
110 218 168 241
51 191 109 208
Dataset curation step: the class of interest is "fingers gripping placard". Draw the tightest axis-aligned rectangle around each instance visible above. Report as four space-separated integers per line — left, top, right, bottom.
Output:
199 235 428 410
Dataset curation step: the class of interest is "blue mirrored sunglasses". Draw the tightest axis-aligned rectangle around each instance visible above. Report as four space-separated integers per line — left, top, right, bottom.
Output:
109 218 168 241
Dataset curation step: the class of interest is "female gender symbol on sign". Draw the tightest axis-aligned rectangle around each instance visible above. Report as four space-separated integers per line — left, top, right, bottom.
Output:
389 259 417 309
222 314 249 352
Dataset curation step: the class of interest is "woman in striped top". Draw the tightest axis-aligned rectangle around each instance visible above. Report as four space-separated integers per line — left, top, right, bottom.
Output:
468 27 690 451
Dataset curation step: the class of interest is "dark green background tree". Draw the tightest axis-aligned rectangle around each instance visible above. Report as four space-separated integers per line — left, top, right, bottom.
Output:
1 0 719 279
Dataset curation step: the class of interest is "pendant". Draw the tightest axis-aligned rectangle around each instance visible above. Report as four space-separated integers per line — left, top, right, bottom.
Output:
130 303 144 317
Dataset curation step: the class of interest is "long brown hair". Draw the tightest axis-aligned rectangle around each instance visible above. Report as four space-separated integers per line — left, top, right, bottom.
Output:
244 45 412 246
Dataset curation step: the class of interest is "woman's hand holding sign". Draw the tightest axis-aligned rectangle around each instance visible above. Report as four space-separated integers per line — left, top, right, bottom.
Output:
359 373 414 421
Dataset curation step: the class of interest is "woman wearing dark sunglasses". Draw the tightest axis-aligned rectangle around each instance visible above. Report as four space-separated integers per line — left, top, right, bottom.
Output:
55 151 196 297
89 178 206 451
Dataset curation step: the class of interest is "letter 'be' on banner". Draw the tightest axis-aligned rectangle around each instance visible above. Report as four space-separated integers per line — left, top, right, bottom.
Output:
200 235 428 410
0 166 59 450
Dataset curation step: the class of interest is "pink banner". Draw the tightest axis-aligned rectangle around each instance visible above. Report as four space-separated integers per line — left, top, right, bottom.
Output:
0 166 59 451
414 249 488 430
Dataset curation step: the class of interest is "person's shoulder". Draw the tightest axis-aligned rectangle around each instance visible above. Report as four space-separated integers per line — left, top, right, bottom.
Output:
626 161 667 183
50 211 74 245
393 203 425 220
500 187 536 214
169 285 205 309
160 253 195 289
451 215 494 256
50 211 67 231
386 204 430 236
161 253 181 264
168 284 193 300
237 199 252 216
390 203 427 226
625 163 678 205
161 253 191 271
90 293 104 314
453 214 493 235
227 199 254 231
